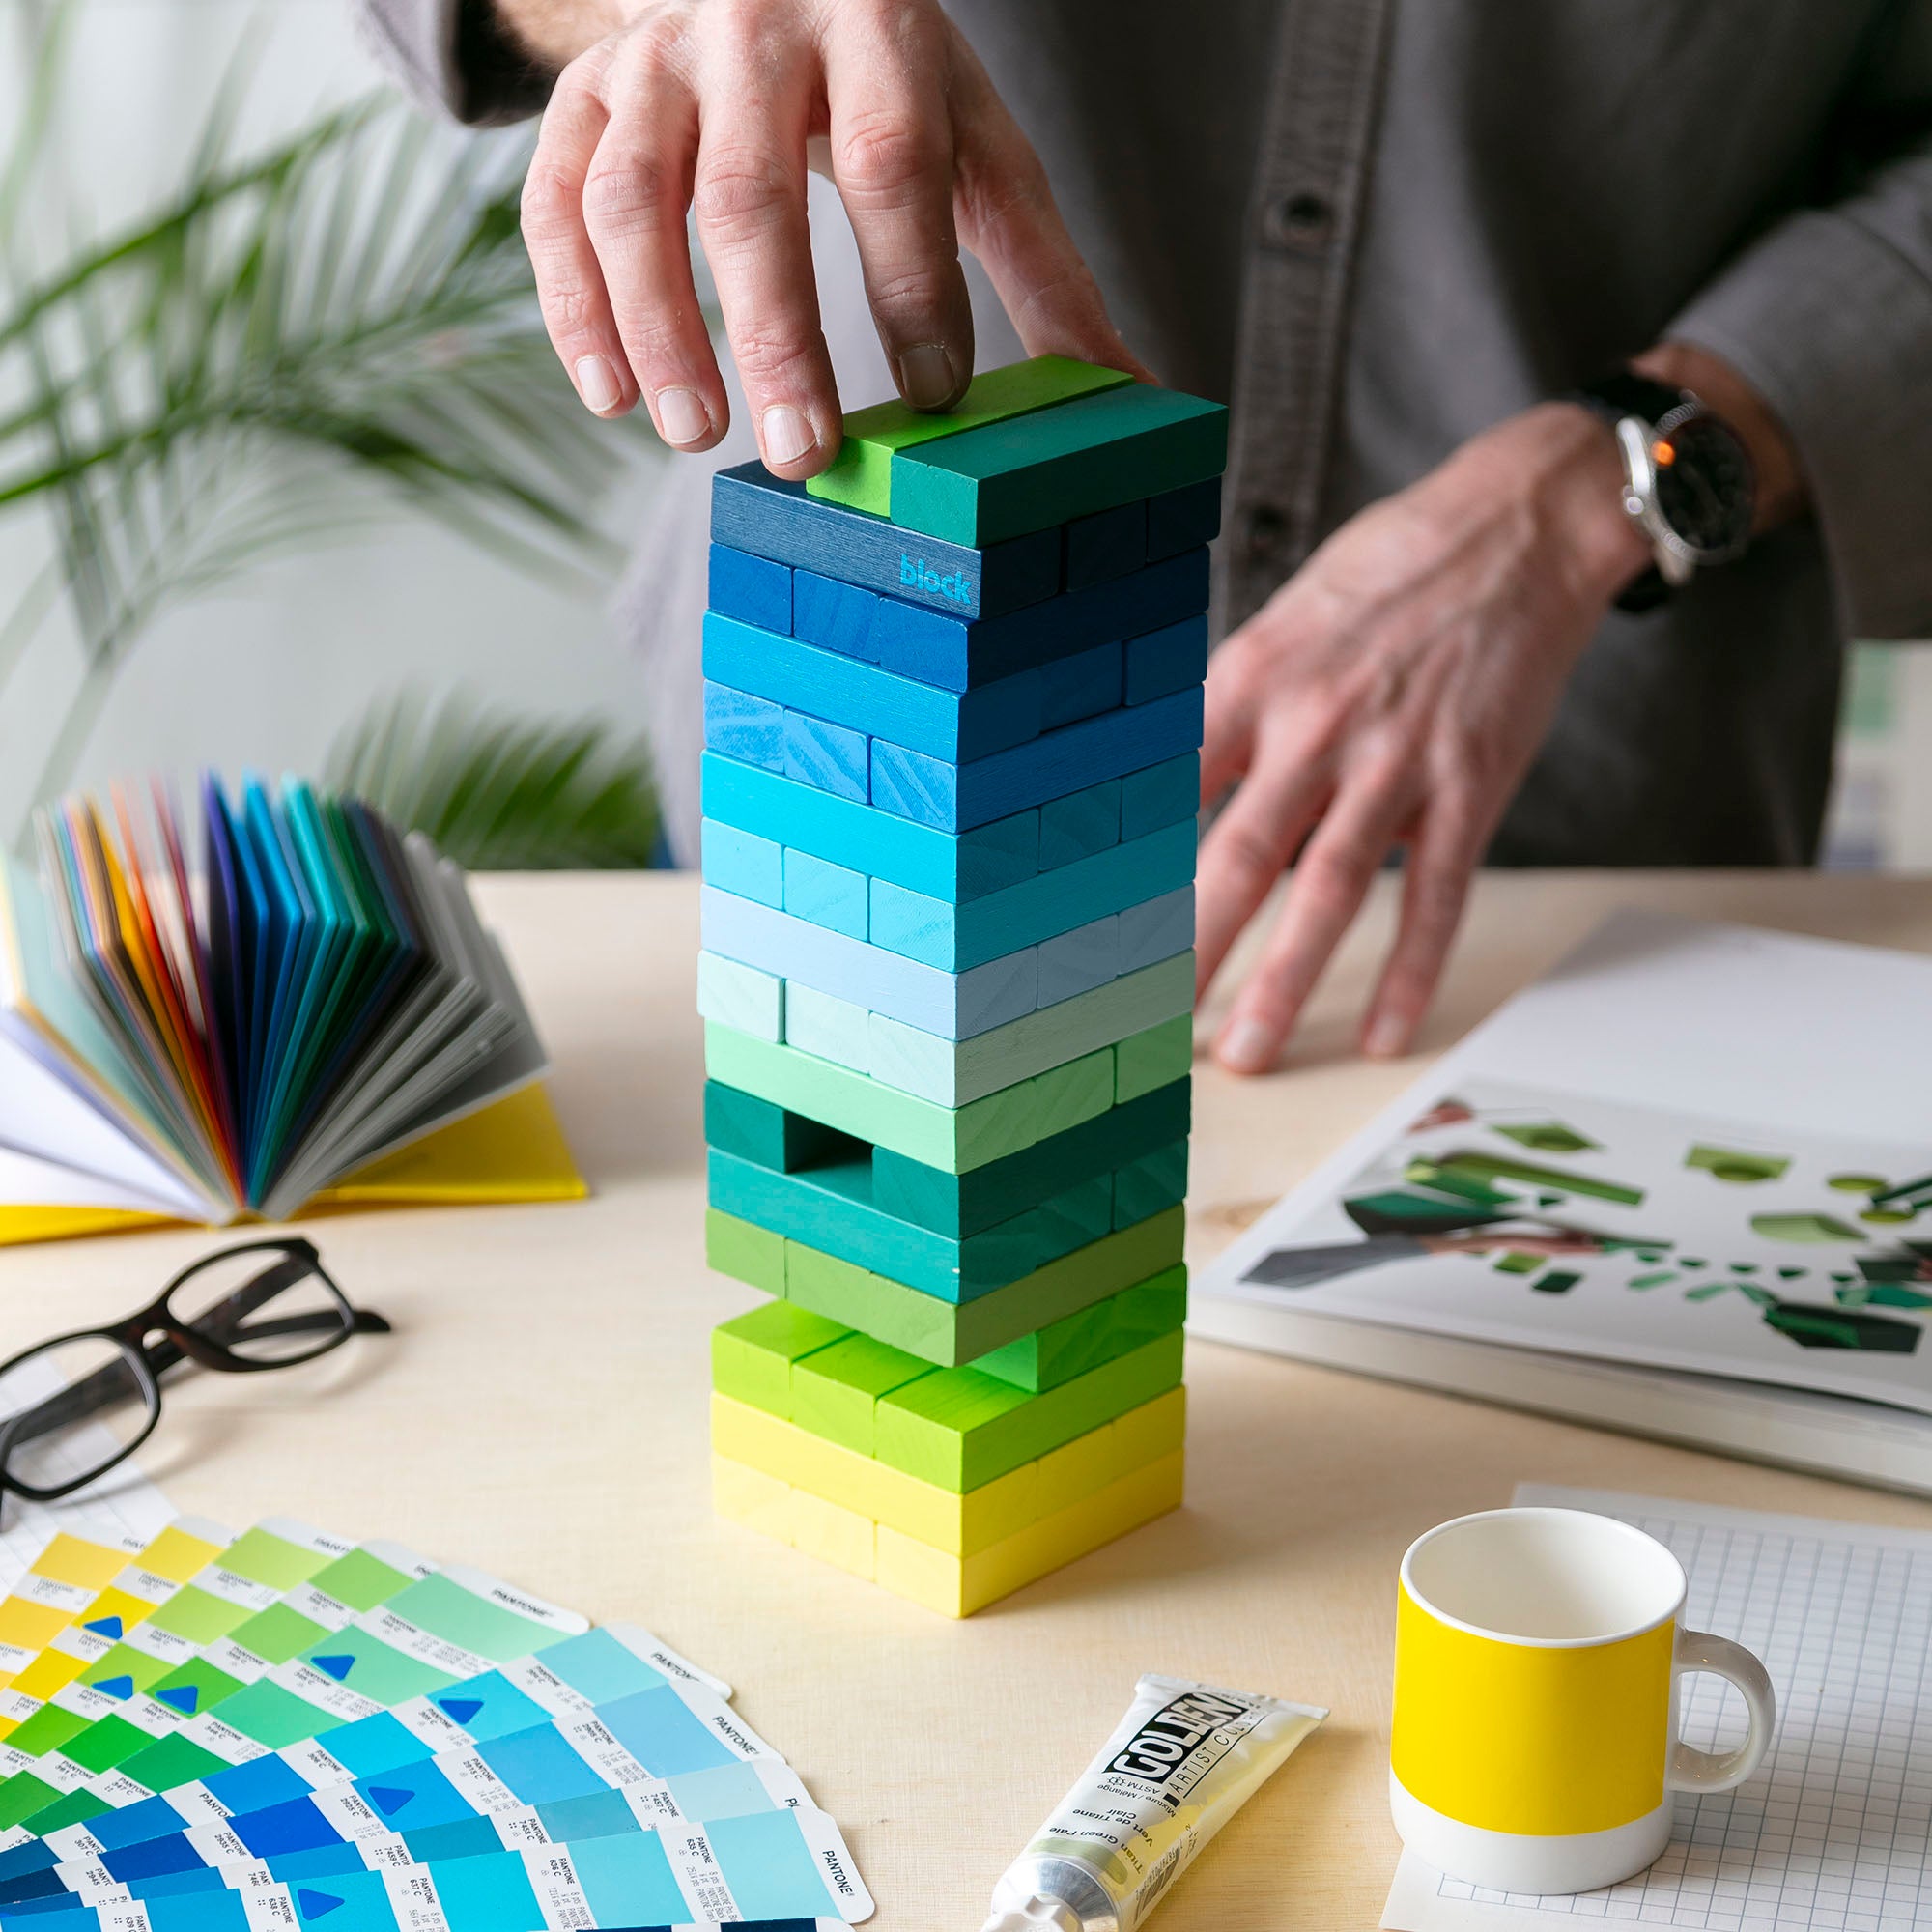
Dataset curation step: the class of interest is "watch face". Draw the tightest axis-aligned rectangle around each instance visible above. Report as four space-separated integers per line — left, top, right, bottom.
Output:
1651 415 1753 557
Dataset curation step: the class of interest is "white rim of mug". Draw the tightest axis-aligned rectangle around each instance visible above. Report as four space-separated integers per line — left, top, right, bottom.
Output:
1400 1506 1689 1650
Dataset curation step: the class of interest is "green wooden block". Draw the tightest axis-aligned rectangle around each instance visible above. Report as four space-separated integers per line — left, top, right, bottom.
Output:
1116 1012 1193 1103
778 1205 1186 1366
875 1328 1185 1490
710 1300 849 1417
704 1080 857 1173
806 355 1134 516
789 1333 933 1454
890 384 1230 546
977 1264 1187 1392
705 1205 787 1294
1112 1138 1189 1230
1026 1046 1120 1144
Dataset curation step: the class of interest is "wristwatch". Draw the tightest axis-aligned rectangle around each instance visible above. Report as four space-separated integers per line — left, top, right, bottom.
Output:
1574 372 1755 612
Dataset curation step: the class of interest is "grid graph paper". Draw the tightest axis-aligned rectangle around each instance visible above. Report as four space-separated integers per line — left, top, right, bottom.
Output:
1382 1486 1932 1932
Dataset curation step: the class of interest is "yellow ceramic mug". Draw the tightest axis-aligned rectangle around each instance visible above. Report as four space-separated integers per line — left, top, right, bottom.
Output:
1391 1507 1775 1894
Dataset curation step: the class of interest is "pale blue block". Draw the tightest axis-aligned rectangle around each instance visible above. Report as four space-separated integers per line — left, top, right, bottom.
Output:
703 681 784 771
1039 640 1122 729
1037 913 1120 1006
1124 614 1210 705
1122 752 1200 840
782 846 868 939
699 818 782 906
782 981 870 1071
696 950 784 1041
700 884 1037 1039
791 566 881 660
1119 885 1196 974
1039 779 1122 870
784 707 868 801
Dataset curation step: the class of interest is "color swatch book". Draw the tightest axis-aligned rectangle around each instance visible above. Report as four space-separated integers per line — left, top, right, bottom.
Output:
0 1512 873 1931
697 355 1223 1614
0 775 584 1245
1194 910 1932 1492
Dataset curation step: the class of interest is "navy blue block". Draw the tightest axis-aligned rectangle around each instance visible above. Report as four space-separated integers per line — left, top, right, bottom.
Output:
711 462 1059 620
1039 640 1123 729
1124 614 1210 704
784 708 867 801
708 543 792 633
702 612 1044 760
870 686 1206 832
871 547 1210 691
791 567 881 660
1063 499 1148 589
704 681 784 771
1122 753 1201 840
1145 477 1222 559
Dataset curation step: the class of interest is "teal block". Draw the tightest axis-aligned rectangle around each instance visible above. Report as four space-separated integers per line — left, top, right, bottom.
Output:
703 1081 857 1173
1122 753 1200 840
1039 779 1122 870
699 819 783 907
890 384 1230 545
1123 615 1209 705
1063 499 1148 590
782 846 867 939
1112 1138 1190 1228
703 681 784 771
784 707 868 801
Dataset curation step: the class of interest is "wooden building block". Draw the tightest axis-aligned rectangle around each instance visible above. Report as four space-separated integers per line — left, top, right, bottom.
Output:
708 543 792 634
1122 615 1209 706
1115 1012 1193 1103
1145 477 1223 560
696 951 784 1043
1039 780 1122 872
781 982 870 1072
868 687 1205 833
783 708 867 803
703 612 1044 761
712 1455 794 1546
807 355 1135 515
704 1206 786 1294
1120 887 1195 976
1110 1139 1190 1229
790 567 881 661
1038 641 1124 730
790 1333 932 1455
701 755 1039 903
869 549 1210 693
703 682 785 772
712 461 1061 621
1037 913 1122 1007
781 847 868 940
786 1488 875 1579
889 384 1230 546
874 1330 1184 1491
699 820 784 907
873 1449 1184 1616
975 1266 1188 1392
702 1080 860 1174
1122 753 1200 841
1063 500 1148 590
709 1300 849 1416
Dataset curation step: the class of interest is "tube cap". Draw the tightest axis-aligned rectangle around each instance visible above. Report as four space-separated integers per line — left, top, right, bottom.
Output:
980 1896 1085 1932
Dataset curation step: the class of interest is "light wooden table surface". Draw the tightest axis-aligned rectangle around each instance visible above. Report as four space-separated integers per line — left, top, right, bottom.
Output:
2 869 1929 1931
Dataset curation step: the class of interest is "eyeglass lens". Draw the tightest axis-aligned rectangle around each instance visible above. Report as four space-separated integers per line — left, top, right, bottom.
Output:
166 1247 353 1366
0 1338 156 1494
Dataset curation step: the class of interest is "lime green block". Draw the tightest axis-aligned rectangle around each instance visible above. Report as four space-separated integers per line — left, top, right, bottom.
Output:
1116 1014 1193 1105
710 1300 849 1416
789 1334 933 1455
876 1329 1185 1491
977 1267 1187 1393
706 1205 786 1294
807 355 1134 515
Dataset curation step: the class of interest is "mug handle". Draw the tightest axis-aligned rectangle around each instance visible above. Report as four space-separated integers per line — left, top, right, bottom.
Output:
1664 1628 1776 1794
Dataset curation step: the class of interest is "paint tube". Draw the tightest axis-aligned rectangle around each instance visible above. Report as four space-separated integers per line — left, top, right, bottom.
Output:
981 1675 1328 1932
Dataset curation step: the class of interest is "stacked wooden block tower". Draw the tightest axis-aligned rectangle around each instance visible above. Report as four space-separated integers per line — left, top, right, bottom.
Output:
698 356 1227 1616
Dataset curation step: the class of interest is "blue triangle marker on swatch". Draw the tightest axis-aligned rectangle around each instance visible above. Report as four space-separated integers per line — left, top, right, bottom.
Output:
436 1697 483 1726
367 1787 414 1817
156 1684 199 1715
83 1616 124 1640
297 1889 345 1919
92 1676 134 1701
311 1655 355 1683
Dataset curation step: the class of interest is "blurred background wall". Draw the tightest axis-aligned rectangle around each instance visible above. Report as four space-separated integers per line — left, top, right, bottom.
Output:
2 0 1924 870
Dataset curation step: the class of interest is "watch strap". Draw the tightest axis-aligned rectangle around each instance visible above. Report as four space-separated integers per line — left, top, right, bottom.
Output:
1572 372 1690 613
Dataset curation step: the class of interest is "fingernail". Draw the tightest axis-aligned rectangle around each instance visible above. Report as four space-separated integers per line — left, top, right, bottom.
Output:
653 386 711 448
897 343 957 411
1217 1018 1276 1075
1364 1013 1409 1059
760 403 816 467
575 355 622 415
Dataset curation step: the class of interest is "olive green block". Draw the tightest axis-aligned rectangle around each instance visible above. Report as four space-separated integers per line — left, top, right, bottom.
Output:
975 1265 1187 1393
704 1206 786 1294
710 1300 850 1417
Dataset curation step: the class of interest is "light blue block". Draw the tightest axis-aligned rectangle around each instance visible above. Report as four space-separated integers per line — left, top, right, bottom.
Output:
1120 885 1195 975
782 846 867 938
699 818 782 906
703 681 784 771
1039 640 1123 729
1124 614 1210 705
791 565 882 660
784 707 869 802
700 884 1038 1039
1122 752 1201 840
696 950 784 1041
1039 778 1122 870
1037 912 1121 1006
783 980 870 1070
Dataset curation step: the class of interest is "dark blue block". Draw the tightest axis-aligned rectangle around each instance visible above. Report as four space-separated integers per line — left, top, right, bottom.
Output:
871 547 1210 691
791 567 881 660
1122 753 1200 839
870 686 1206 832
708 543 792 633
783 708 867 801
1146 477 1222 559
1039 640 1123 729
704 681 784 772
711 462 1059 620
1063 499 1147 589
1124 614 1210 704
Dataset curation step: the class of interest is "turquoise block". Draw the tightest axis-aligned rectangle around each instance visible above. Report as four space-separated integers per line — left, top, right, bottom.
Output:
782 846 867 939
785 707 868 802
1122 753 1200 840
699 819 783 907
419 1850 544 1932
1039 778 1123 869
703 681 784 771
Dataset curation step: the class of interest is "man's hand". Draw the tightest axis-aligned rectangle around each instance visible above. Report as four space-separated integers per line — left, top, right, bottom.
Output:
1195 403 1652 1075
512 0 1143 474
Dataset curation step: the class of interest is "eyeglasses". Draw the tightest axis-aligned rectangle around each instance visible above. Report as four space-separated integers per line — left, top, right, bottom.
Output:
0 1236 390 1512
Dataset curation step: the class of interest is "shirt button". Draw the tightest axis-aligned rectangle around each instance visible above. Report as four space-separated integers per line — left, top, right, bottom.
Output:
1242 503 1289 564
1263 190 1334 251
